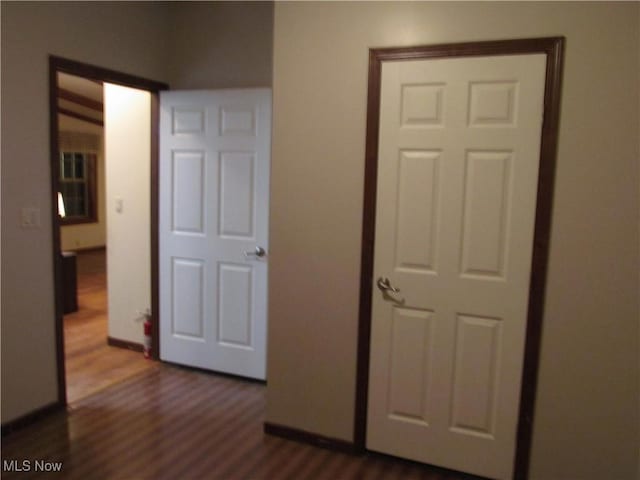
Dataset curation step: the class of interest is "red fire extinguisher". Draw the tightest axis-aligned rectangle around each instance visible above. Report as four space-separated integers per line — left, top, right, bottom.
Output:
142 310 152 359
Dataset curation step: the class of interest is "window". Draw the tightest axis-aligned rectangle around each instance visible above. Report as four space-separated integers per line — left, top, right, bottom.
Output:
59 152 97 224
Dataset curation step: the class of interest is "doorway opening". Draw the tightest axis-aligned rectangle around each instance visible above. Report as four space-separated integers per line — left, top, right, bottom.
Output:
49 56 168 405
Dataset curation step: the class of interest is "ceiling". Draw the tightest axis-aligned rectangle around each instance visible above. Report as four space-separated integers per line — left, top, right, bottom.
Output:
57 72 104 129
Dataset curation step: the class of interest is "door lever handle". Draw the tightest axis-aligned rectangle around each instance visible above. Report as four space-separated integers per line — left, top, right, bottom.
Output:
244 246 266 258
377 277 400 293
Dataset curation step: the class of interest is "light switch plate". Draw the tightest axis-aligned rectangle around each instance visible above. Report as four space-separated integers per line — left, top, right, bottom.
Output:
21 207 41 228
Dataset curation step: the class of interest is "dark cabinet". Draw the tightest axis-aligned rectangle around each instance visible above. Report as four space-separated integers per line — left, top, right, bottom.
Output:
61 251 78 314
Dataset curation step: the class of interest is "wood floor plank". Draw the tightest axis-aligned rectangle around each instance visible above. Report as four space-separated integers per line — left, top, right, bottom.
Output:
3 251 481 479
64 250 156 404
2 364 481 479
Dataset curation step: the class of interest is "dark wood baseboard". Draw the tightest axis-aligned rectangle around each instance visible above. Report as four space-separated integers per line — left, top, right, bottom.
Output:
1 401 64 437
107 336 144 353
263 422 358 454
69 245 107 253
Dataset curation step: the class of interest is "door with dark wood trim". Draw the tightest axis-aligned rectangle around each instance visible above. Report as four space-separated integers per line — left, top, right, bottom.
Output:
49 56 168 405
355 38 564 479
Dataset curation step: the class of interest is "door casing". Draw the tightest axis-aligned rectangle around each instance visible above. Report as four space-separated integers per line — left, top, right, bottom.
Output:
49 56 168 405
354 37 564 479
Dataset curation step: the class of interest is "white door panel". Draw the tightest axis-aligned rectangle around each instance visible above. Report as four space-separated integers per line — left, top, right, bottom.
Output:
160 89 270 380
367 55 546 479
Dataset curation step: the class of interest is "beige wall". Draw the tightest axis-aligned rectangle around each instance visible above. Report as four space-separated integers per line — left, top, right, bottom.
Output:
1 1 274 424
2 1 638 478
267 2 639 480
104 84 151 344
165 1 273 89
1 1 171 423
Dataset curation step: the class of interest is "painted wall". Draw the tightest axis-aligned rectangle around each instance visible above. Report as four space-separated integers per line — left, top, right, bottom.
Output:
165 1 273 89
104 84 151 344
267 2 639 480
1 1 274 424
58 116 107 251
2 2 637 478
1 1 171 423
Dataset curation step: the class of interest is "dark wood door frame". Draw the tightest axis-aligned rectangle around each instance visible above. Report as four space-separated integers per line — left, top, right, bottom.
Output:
354 37 564 479
49 56 168 406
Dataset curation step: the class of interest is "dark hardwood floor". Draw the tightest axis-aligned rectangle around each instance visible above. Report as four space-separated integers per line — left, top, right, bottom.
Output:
64 249 156 403
2 250 479 479
1 364 477 479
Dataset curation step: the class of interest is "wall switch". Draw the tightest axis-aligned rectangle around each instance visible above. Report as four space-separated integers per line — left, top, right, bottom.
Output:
21 207 41 228
115 197 123 213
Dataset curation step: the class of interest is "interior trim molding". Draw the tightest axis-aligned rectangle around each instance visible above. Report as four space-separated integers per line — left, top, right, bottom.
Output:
67 245 107 254
149 93 161 362
1 401 64 437
107 336 144 353
49 55 168 408
51 56 168 91
354 37 565 479
263 422 358 455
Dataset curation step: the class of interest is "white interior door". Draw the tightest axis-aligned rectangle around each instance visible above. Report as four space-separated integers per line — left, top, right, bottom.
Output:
367 54 547 479
159 89 271 380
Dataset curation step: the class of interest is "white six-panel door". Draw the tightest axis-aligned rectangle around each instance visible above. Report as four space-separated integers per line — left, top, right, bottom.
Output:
159 89 271 380
367 55 546 479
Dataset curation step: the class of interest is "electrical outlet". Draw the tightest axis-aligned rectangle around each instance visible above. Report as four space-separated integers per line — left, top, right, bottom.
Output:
21 207 41 228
